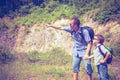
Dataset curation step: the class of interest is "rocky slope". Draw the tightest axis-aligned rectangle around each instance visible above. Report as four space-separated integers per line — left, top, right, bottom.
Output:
0 17 120 54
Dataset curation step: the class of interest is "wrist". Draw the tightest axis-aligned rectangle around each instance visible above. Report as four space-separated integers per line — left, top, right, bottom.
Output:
88 57 90 59
103 58 106 62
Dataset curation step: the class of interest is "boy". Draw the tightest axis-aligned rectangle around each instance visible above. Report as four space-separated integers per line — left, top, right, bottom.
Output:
84 34 110 80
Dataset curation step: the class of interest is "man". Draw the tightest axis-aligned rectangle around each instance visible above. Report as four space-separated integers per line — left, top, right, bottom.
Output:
46 17 93 80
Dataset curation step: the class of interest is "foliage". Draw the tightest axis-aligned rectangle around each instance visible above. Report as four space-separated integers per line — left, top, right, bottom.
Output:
93 0 120 24
28 47 72 66
0 45 16 64
104 30 120 58
110 35 120 58
15 4 77 26
0 23 8 30
1 0 120 24
0 46 117 80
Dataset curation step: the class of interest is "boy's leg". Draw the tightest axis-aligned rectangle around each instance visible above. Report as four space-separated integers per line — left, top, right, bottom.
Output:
83 59 93 80
72 55 82 80
97 63 109 80
97 65 102 80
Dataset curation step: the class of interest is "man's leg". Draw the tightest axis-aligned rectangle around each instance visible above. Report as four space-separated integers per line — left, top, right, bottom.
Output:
72 56 82 80
84 59 93 80
86 73 92 80
73 72 78 80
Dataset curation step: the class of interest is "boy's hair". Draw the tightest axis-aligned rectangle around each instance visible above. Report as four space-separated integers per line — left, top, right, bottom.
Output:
95 34 104 44
71 17 80 26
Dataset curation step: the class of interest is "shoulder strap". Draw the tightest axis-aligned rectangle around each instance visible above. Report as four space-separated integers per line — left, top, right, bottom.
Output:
80 27 85 40
98 45 105 57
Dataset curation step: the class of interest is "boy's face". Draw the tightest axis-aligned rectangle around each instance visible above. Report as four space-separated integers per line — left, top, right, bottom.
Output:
93 36 99 45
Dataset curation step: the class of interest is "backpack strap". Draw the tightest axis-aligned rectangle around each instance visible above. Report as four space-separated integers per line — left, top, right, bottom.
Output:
81 27 93 42
80 27 85 40
98 45 105 57
71 27 85 41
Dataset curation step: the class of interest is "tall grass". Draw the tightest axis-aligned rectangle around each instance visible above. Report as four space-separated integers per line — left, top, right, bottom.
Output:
0 47 117 80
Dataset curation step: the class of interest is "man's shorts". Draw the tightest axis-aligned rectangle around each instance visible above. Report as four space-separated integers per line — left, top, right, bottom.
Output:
72 55 93 74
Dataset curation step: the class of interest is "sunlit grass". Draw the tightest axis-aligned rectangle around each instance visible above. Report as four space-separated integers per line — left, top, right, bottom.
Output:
0 47 117 80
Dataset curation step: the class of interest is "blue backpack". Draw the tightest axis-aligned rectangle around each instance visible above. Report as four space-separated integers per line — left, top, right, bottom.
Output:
81 26 94 41
98 45 113 64
71 26 94 42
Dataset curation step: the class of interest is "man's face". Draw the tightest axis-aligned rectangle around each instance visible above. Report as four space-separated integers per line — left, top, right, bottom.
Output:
70 20 77 31
70 20 74 29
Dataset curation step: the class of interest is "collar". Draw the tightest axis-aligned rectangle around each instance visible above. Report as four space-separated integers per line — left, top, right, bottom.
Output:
76 27 82 34
94 44 101 49
96 44 102 47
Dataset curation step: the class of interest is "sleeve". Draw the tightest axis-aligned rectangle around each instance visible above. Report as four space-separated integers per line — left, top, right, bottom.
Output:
83 29 91 43
100 45 109 55
63 26 73 33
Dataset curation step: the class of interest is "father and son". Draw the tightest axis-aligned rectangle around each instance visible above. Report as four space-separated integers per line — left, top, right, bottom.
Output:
46 17 111 80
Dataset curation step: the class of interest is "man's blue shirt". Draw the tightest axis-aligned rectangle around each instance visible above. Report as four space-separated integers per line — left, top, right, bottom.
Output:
63 26 91 57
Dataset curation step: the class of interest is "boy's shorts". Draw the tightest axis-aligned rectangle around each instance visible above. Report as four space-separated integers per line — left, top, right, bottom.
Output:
97 63 109 80
72 55 93 74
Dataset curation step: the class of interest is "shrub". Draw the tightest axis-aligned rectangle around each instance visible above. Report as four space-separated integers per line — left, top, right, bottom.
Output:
0 45 16 64
27 47 72 65
93 0 120 24
93 11 111 24
0 23 7 30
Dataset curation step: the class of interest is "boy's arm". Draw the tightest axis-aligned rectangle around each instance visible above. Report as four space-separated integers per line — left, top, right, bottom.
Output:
83 54 94 60
100 51 110 63
46 24 64 30
104 51 110 61
88 55 94 59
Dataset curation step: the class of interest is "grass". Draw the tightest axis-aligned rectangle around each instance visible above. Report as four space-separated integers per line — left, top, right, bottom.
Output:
0 47 117 80
0 47 73 80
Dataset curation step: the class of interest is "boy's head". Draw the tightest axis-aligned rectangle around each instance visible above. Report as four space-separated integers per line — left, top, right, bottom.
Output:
93 34 104 44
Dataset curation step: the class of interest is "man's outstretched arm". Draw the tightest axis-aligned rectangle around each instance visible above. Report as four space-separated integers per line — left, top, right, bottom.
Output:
46 24 64 30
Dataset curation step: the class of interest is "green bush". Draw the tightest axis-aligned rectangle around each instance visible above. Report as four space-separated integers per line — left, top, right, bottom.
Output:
93 11 110 24
111 37 120 58
104 32 120 58
18 3 34 16
0 45 16 64
27 47 72 65
93 0 120 24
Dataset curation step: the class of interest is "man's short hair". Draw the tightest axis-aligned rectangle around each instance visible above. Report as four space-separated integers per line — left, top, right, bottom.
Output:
71 17 80 26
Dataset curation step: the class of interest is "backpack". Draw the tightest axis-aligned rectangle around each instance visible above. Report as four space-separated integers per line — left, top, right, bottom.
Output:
81 26 94 41
98 45 113 64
